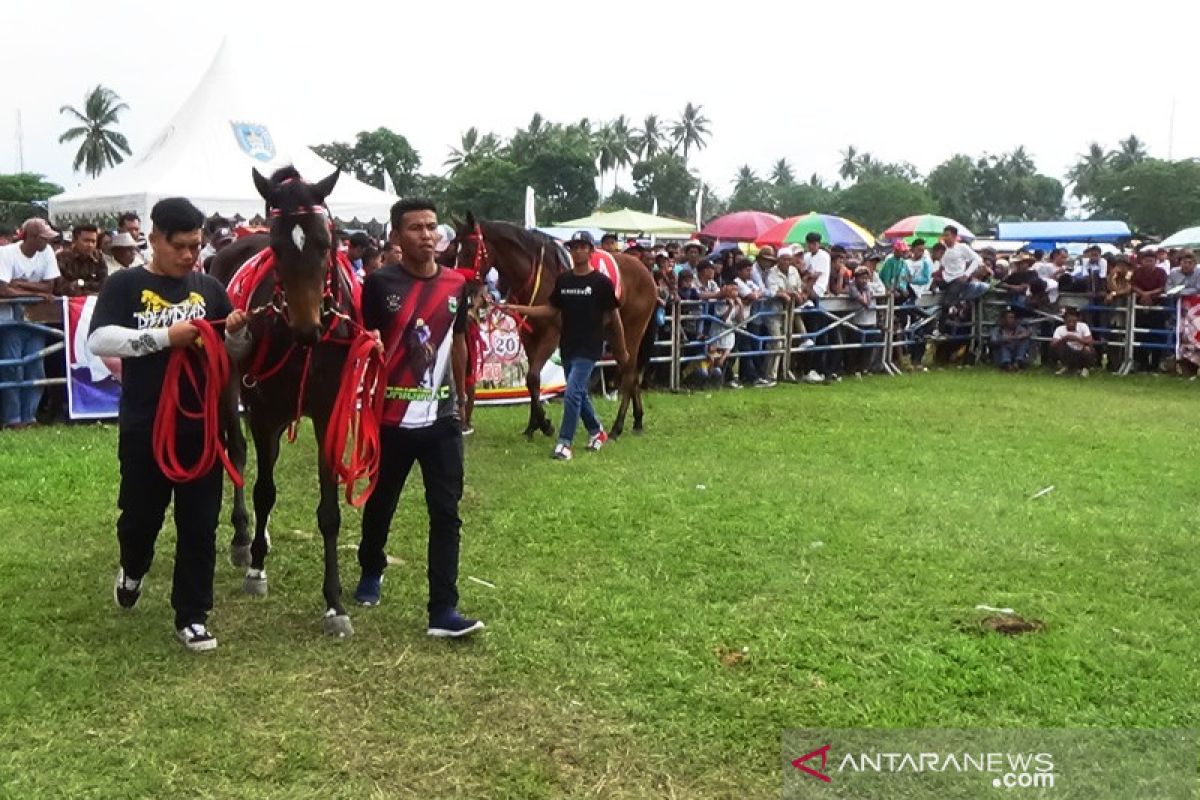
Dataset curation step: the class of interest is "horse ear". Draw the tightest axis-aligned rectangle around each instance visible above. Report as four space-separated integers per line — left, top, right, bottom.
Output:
465 210 476 230
313 170 339 202
252 168 272 202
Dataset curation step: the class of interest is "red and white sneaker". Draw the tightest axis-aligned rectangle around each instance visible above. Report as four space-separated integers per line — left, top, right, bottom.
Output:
587 430 608 452
551 443 573 461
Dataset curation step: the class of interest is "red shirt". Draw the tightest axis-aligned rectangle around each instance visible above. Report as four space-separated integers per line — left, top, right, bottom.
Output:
1131 265 1166 293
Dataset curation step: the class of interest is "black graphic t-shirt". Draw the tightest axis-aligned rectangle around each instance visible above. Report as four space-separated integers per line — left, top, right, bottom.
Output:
362 264 468 428
89 266 233 431
549 269 618 361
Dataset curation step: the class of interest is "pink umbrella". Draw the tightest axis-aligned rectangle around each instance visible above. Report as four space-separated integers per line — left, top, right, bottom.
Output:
700 211 783 242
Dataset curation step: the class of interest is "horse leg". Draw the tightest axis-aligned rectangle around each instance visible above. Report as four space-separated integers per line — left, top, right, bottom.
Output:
632 372 646 433
226 387 252 567
314 418 352 637
242 420 283 596
523 334 556 439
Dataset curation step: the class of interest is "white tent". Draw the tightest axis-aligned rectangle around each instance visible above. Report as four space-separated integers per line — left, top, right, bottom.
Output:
49 40 396 224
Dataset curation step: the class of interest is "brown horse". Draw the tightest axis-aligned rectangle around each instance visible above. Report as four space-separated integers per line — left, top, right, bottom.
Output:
454 215 656 438
208 166 358 637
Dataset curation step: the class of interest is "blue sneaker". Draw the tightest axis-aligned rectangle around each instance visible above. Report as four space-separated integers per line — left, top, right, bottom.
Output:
427 609 485 638
353 573 383 607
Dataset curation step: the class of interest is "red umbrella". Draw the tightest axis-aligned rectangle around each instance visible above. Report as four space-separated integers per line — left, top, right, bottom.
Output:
700 211 783 242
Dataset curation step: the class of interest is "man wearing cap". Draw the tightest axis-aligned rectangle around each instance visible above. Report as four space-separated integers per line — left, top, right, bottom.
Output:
0 219 62 428
116 212 147 266
106 232 142 272
56 223 108 296
681 241 706 275
500 231 627 460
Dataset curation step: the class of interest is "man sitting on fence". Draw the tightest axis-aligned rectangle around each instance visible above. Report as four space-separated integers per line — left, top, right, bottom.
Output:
990 308 1033 371
1050 307 1096 376
936 225 988 304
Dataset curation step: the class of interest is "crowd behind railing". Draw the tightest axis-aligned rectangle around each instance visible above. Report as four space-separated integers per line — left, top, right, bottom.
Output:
2 215 1196 431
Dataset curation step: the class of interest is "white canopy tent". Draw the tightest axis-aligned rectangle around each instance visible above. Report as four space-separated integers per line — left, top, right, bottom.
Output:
49 40 396 224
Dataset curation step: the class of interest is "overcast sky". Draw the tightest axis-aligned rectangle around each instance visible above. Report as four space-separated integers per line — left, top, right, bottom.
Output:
8 0 1199 196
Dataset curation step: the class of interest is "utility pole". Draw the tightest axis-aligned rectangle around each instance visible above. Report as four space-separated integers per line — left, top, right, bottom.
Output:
1168 96 1176 161
15 109 24 172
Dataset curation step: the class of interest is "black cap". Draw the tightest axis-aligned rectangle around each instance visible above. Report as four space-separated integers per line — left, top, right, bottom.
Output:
568 230 596 247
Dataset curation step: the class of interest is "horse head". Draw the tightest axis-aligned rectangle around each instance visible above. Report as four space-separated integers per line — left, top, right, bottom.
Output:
453 211 496 280
252 165 339 346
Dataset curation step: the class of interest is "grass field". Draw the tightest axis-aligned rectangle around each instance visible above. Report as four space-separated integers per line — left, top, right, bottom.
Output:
1 370 1198 798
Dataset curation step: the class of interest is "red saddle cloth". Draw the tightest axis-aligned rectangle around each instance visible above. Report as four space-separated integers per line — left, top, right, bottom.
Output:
227 247 362 317
589 250 623 300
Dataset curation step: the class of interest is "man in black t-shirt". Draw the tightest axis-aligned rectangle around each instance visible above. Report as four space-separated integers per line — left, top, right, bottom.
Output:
88 197 249 653
502 231 627 461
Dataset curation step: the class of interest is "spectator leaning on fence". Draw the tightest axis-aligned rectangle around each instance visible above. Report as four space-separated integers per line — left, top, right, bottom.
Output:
847 266 882 375
0 219 62 430
990 308 1033 371
1064 245 1108 294
116 212 147 266
1050 306 1096 376
1131 249 1168 372
732 258 770 387
906 239 934 296
56 224 108 296
107 232 141 272
1165 249 1200 295
763 246 803 381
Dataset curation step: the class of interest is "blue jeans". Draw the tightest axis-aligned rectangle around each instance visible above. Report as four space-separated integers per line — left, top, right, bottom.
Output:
0 324 46 425
993 338 1030 367
557 357 601 447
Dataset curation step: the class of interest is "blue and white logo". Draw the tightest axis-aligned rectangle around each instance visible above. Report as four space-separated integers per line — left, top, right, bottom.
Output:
231 122 276 162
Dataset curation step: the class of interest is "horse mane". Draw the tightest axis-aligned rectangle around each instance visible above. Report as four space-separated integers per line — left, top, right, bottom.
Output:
485 221 570 273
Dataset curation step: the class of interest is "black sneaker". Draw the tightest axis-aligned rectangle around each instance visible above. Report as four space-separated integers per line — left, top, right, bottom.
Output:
176 623 218 652
113 567 142 610
427 609 485 638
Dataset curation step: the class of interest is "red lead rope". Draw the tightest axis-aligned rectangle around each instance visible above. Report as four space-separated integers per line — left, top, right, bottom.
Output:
152 319 244 488
323 330 386 507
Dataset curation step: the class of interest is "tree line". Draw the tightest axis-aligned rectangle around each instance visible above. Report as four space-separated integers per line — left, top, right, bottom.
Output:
16 85 1200 238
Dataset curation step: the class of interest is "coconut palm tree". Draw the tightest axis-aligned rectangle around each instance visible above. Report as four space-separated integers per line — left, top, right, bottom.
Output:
770 158 795 186
1111 135 1148 171
58 85 132 178
609 115 635 189
838 146 860 181
1067 142 1111 200
633 114 664 160
670 102 711 163
444 127 501 174
593 123 624 197
732 165 759 193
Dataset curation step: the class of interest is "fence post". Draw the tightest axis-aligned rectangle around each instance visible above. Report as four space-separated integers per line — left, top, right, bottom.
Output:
1121 293 1136 375
783 299 795 380
882 292 896 375
669 298 681 392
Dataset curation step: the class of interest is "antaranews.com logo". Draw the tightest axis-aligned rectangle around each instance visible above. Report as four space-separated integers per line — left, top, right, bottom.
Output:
790 743 1054 790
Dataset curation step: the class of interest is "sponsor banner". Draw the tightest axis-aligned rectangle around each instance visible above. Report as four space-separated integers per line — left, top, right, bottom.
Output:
783 728 1195 798
63 296 120 419
474 307 565 406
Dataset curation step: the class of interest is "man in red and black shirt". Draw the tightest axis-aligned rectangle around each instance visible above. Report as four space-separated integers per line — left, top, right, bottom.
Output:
1131 249 1168 373
353 199 483 638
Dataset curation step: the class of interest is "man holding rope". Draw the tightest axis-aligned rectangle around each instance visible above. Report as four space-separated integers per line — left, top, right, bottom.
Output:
353 199 483 638
88 198 249 652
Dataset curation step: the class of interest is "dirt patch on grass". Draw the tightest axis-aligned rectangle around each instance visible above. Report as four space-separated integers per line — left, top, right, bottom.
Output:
979 614 1045 636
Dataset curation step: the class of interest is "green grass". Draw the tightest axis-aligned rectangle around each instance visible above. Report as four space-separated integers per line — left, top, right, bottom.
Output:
1 371 1198 798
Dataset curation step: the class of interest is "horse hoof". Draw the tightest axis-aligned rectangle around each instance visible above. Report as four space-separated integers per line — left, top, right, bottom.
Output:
242 570 268 596
633 426 645 435
610 428 622 440
230 545 252 568
323 613 354 638
540 421 556 437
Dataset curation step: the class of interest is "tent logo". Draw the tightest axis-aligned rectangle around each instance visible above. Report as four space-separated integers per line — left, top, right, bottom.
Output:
232 122 276 162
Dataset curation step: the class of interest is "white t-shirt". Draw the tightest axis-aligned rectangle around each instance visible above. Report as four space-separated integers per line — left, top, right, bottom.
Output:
0 242 60 321
802 249 831 297
1052 322 1091 351
940 243 981 281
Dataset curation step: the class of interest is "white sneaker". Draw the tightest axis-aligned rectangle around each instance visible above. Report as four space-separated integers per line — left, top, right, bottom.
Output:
1055 367 1068 375
802 370 824 384
587 430 608 451
798 340 815 350
176 623 218 652
551 443 573 461
1080 368 1090 378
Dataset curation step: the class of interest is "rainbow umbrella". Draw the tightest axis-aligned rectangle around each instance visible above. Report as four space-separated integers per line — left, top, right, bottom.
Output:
882 214 974 245
700 210 782 242
755 212 875 249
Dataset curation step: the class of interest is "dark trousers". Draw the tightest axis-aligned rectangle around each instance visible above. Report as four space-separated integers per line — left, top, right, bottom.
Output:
117 429 222 628
359 420 463 615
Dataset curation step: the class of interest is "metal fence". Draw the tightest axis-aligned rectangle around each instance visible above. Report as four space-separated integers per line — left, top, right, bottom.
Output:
0 297 66 394
628 288 1183 388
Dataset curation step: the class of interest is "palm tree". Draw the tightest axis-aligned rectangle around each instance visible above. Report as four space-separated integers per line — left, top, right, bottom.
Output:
1111 135 1148 171
670 102 711 163
839 146 861 181
444 128 501 174
770 158 795 186
732 165 759 193
609 115 635 189
634 114 664 160
1007 146 1036 177
593 123 623 197
59 85 132 178
1067 142 1111 200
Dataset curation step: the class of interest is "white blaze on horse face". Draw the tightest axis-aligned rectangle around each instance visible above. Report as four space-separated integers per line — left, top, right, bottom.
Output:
291 224 306 252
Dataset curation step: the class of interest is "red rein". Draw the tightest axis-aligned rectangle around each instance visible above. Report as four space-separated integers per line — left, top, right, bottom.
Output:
324 330 386 507
153 319 244 488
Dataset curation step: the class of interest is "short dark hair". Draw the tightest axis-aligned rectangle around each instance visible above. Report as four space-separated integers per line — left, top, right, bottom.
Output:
349 232 372 249
1033 249 1045 260
735 258 753 270
1063 306 1080 318
600 233 619 244
804 232 822 244
361 246 379 263
117 211 140 228
390 198 437 229
72 223 99 238
931 242 946 254
911 238 926 248
1051 247 1068 259
150 198 205 240
943 224 959 235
